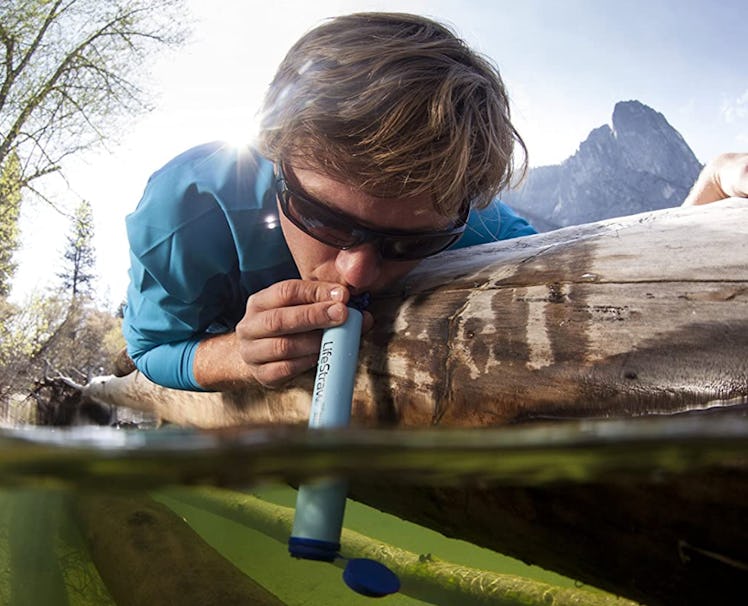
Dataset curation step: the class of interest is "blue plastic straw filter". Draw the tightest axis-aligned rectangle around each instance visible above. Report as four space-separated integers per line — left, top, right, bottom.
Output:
288 294 400 597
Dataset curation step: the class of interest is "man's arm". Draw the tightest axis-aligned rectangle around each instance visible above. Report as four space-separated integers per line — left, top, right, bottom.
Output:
192 332 255 391
682 152 748 206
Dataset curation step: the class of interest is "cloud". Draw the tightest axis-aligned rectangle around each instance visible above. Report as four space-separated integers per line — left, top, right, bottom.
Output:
721 90 748 123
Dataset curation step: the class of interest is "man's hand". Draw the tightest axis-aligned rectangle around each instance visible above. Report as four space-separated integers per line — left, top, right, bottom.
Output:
235 280 372 388
682 152 748 206
193 280 373 391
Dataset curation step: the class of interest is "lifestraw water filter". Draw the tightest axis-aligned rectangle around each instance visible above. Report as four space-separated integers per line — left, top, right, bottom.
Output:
288 293 400 597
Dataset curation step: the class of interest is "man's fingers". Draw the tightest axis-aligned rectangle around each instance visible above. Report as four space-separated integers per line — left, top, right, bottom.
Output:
240 332 323 365
246 279 347 312
234 279 373 388
252 354 320 389
717 153 748 198
239 301 348 339
683 152 748 206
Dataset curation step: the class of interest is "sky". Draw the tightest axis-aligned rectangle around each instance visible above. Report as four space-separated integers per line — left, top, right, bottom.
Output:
10 0 748 307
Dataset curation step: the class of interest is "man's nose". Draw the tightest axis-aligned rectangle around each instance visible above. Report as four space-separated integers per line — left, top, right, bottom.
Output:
335 243 382 290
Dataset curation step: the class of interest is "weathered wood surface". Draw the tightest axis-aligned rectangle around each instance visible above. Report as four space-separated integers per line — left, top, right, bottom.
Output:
85 198 748 428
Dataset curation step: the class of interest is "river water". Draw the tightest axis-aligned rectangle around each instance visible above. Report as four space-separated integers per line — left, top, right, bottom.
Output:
0 413 745 605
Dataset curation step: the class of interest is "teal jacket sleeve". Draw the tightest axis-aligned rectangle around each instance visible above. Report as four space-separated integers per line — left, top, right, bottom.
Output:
122 143 293 391
452 199 537 249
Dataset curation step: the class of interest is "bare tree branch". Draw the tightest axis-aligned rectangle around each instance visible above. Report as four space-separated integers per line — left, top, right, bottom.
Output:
0 0 187 201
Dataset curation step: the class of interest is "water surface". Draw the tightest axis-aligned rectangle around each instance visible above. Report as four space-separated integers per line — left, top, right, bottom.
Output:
0 414 745 605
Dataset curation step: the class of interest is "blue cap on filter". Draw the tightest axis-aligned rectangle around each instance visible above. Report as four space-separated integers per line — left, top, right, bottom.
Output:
343 558 401 597
288 537 340 562
289 540 401 597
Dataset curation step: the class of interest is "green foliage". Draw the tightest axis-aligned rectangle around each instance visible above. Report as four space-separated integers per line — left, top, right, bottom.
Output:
58 200 96 300
0 293 68 413
0 294 66 363
55 304 125 380
0 152 22 297
0 0 188 197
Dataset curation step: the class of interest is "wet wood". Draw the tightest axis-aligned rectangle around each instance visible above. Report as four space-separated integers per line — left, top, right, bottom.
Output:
75 493 285 606
84 198 748 428
3 490 81 605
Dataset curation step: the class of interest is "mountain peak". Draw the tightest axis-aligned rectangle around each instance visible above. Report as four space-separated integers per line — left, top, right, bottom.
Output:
503 100 703 230
608 101 699 178
612 100 667 131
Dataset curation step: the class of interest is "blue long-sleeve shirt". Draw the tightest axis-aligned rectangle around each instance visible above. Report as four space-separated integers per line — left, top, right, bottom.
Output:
123 142 536 391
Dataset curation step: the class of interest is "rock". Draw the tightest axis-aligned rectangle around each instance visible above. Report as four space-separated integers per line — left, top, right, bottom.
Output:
504 100 703 230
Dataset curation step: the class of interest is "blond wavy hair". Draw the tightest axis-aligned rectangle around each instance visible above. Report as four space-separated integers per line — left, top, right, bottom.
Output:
258 12 526 216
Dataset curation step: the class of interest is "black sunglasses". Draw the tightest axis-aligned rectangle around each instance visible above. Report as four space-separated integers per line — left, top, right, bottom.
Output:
274 164 467 261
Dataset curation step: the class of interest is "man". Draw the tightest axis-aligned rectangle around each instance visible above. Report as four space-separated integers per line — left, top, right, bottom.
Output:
123 12 746 393
123 12 536 391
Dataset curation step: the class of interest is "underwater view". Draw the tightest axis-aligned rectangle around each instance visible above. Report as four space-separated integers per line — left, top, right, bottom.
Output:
0 414 745 606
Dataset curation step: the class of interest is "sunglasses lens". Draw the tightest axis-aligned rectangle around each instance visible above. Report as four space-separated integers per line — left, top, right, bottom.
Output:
380 233 461 260
285 193 360 248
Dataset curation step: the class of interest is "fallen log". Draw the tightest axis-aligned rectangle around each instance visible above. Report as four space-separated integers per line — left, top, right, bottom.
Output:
84 198 748 428
75 492 285 606
347 438 748 606
76 199 748 606
3 490 84 605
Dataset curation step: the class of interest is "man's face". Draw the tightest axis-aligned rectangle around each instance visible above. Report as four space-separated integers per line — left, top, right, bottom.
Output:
278 163 459 294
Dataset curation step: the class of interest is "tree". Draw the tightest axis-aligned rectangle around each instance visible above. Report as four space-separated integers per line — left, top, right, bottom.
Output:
58 199 95 299
0 292 125 422
0 292 69 406
0 0 187 201
0 151 22 296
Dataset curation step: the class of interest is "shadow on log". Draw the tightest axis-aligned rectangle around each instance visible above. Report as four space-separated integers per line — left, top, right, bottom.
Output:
349 461 748 606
